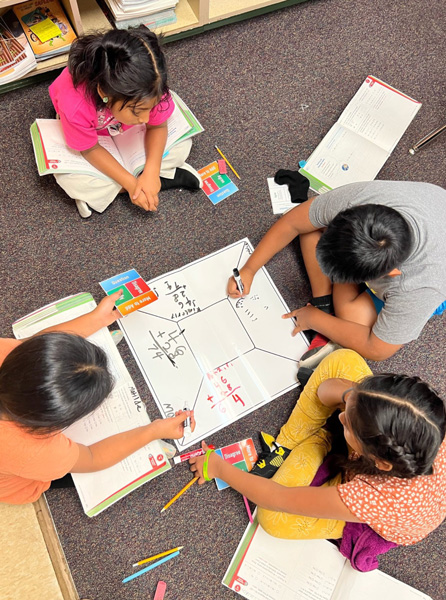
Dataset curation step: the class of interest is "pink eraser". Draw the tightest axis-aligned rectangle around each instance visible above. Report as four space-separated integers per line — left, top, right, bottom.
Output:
154 581 167 600
217 159 227 174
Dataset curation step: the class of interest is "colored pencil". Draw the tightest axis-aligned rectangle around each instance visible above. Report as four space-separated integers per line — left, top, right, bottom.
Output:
122 551 180 584
160 477 198 513
243 495 254 524
132 546 184 567
215 145 241 179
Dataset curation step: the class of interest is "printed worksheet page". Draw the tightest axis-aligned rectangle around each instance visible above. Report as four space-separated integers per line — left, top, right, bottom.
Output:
223 524 346 600
332 562 432 600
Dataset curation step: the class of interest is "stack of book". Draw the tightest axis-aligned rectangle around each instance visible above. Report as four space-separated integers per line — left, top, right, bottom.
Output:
0 10 37 85
12 0 77 62
101 0 178 30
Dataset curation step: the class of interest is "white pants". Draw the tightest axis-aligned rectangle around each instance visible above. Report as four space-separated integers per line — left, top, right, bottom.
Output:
54 138 193 213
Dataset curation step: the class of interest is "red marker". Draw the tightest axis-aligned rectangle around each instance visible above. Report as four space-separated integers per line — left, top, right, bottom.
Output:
173 445 216 465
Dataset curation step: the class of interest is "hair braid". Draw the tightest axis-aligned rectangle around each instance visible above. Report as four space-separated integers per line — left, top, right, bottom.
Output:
344 373 446 479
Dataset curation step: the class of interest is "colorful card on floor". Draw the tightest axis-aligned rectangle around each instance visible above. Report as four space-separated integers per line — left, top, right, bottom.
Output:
198 161 238 205
100 269 158 316
215 438 258 491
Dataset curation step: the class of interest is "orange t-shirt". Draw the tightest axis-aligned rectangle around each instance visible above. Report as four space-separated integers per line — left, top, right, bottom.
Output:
338 438 446 546
0 338 80 504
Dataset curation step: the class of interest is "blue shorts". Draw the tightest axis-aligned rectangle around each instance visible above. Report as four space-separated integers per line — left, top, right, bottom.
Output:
365 287 446 318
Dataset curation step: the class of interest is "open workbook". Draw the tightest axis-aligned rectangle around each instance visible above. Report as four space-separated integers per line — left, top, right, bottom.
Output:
223 519 432 600
30 91 203 179
299 75 421 193
12 293 171 517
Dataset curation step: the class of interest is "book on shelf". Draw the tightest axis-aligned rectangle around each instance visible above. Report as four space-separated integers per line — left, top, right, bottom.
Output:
114 8 177 29
13 0 77 62
223 519 432 600
12 292 171 517
30 91 204 179
299 75 421 194
0 10 37 85
103 0 178 21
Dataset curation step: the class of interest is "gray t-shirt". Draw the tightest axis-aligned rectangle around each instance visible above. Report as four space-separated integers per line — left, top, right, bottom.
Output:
309 181 446 344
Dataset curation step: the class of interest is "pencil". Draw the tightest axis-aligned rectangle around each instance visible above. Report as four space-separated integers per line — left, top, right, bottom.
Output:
243 495 254 524
160 477 198 513
122 551 180 583
409 123 446 155
215 145 241 180
132 546 184 567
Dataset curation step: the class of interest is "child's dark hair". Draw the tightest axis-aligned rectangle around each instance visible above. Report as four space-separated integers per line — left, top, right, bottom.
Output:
316 204 412 283
346 374 446 478
68 27 168 109
0 333 113 434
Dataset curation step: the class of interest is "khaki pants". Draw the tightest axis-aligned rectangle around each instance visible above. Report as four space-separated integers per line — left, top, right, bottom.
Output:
257 349 372 540
54 138 193 214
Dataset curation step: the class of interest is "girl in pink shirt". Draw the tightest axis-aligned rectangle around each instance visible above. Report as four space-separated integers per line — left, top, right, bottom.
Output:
49 27 201 218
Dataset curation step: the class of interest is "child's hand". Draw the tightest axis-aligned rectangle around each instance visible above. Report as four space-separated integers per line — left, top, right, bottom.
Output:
227 266 254 298
189 441 220 484
93 290 123 327
282 303 318 336
153 409 196 440
132 172 160 212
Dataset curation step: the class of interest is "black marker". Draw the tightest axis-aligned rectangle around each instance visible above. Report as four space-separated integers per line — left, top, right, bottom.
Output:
183 403 192 437
233 268 244 294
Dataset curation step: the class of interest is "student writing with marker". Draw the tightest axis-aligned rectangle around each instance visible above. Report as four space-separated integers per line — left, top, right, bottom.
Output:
190 349 446 546
228 181 446 386
0 290 195 505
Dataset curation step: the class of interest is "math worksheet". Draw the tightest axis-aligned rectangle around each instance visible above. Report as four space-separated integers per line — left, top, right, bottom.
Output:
299 75 421 193
223 521 432 600
119 239 308 450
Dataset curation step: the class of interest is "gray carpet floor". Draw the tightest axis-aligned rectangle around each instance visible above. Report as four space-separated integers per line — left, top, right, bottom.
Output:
1 0 446 598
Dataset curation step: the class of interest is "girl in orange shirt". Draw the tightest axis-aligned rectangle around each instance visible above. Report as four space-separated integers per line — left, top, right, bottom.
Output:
0 290 194 504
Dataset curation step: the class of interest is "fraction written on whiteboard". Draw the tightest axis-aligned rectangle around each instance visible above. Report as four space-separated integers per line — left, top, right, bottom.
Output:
119 239 308 450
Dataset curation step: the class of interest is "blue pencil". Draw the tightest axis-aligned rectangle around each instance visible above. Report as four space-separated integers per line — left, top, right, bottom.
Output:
122 550 180 583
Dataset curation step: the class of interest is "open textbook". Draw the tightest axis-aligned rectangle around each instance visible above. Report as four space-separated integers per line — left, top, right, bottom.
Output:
30 91 203 179
12 293 171 517
223 519 432 600
299 75 421 193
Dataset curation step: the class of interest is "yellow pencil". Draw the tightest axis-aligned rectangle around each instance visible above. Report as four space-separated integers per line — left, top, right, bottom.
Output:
160 477 198 513
132 546 184 567
215 145 241 180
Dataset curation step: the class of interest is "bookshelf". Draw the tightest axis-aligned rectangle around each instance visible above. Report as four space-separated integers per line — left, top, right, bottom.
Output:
0 0 309 92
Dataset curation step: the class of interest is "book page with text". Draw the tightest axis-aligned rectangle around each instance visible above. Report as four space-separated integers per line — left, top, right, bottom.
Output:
300 123 389 190
223 524 346 600
112 102 192 176
35 119 124 179
338 76 421 153
333 562 432 600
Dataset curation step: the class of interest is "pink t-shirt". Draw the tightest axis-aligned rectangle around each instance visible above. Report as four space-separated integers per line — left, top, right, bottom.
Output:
49 67 174 151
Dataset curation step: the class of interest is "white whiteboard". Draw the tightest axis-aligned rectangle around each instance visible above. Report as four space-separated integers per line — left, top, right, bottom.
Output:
119 239 308 449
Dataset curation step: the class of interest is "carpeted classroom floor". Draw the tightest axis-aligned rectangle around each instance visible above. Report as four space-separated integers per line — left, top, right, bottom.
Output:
1 0 446 598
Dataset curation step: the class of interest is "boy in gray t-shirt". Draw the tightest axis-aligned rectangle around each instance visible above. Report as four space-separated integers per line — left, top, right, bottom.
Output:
228 180 446 374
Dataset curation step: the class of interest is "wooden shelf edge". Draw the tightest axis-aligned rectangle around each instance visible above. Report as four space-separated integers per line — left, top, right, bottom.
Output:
34 495 80 600
1 0 310 93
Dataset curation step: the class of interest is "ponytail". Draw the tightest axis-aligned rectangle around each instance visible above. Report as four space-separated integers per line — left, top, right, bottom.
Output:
68 27 168 108
0 333 113 433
